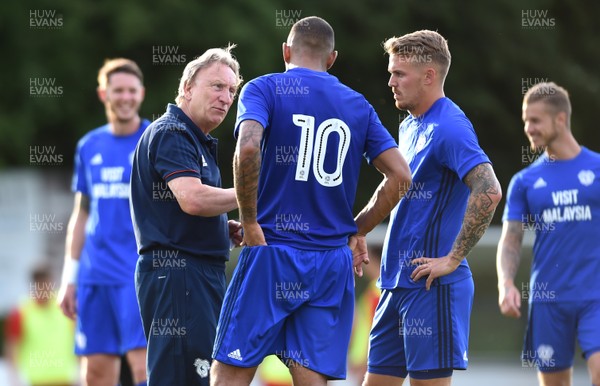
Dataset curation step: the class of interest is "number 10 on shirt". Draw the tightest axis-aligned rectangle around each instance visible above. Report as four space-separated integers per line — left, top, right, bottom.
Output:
293 114 351 187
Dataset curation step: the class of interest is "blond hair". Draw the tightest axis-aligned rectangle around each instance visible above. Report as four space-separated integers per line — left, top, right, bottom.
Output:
523 82 571 127
383 30 451 82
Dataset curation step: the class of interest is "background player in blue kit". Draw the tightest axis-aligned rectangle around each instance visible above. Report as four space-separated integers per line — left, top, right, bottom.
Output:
363 30 502 386
211 16 412 386
57 58 149 386
130 47 243 386
497 82 600 386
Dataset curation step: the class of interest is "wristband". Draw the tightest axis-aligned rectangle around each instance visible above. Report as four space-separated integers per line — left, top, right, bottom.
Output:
62 258 79 285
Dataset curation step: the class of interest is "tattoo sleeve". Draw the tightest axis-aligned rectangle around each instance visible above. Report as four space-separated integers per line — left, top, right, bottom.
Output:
497 220 524 284
449 163 502 263
233 120 264 224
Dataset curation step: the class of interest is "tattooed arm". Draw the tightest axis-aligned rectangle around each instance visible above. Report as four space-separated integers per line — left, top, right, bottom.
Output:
448 163 503 263
412 163 502 289
496 220 525 318
352 147 412 276
233 119 267 246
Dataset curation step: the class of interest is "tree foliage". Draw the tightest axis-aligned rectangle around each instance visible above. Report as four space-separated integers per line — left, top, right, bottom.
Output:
2 0 599 221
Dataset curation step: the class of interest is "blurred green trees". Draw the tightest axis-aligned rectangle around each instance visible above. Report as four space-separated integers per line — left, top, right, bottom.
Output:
2 0 599 219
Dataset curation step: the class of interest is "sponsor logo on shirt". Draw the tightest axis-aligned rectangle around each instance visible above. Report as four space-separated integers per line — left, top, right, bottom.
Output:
92 167 128 199
541 189 592 223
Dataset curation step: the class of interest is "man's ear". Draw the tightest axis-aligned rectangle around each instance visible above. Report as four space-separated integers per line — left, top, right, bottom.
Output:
326 50 338 70
183 79 194 100
282 42 292 64
97 87 107 103
423 66 436 86
555 110 568 129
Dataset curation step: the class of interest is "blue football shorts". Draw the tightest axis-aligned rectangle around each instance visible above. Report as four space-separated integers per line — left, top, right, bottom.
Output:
212 244 354 380
367 276 474 379
75 281 146 356
523 299 600 372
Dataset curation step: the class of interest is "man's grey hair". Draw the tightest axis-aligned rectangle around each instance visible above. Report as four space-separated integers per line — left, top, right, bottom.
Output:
175 43 243 105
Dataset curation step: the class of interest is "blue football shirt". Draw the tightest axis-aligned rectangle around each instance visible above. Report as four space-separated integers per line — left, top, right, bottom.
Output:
72 120 150 285
379 97 491 289
235 67 397 250
503 147 600 302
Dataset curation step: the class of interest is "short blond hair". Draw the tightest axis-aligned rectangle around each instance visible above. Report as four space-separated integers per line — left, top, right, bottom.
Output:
97 58 143 90
523 82 571 127
175 44 243 105
383 30 451 82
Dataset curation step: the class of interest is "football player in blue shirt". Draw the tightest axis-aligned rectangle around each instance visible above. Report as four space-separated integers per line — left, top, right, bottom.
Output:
58 59 149 386
130 47 243 386
498 82 600 386
364 30 502 386
211 16 412 386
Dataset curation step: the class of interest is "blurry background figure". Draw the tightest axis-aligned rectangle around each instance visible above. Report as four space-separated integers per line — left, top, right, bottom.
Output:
257 355 292 386
3 264 78 386
348 246 382 385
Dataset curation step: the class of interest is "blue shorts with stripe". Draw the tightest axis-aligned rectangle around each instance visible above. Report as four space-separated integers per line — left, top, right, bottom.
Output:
75 281 146 356
367 276 474 378
523 299 600 372
212 244 354 380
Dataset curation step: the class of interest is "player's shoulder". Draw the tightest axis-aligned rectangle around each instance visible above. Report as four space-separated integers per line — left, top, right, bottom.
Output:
430 98 474 133
510 158 549 189
580 146 600 163
77 124 111 148
246 72 281 88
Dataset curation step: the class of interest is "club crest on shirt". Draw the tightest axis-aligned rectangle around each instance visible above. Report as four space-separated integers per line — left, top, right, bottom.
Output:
578 170 595 186
194 358 210 378
415 134 427 153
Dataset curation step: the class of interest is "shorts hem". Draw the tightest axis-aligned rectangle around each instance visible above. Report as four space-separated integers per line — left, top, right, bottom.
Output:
538 365 572 373
75 349 122 357
367 365 408 378
214 354 261 369
583 346 600 360
215 355 345 380
122 343 147 353
409 368 453 380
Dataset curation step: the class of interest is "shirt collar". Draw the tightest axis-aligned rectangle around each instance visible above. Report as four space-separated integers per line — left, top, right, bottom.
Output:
166 104 217 145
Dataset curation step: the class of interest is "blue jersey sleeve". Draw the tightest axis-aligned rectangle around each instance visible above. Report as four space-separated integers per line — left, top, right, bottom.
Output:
151 127 202 182
435 118 490 180
363 104 397 164
234 78 272 138
71 139 88 195
502 173 528 222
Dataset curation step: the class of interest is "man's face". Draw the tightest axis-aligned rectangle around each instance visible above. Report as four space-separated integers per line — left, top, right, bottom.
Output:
101 72 145 123
184 63 237 132
522 101 560 150
387 54 427 113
